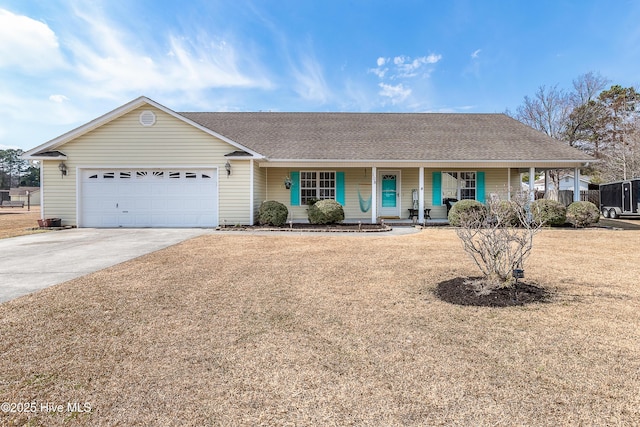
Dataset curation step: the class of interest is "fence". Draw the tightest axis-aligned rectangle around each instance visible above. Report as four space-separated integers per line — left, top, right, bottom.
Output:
537 190 599 206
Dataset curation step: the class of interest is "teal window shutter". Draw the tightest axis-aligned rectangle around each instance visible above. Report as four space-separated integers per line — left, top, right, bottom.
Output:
432 172 442 206
336 172 345 205
476 172 485 203
290 171 300 206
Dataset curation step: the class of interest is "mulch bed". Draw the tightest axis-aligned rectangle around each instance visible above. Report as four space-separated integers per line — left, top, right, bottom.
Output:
435 277 551 307
220 223 391 232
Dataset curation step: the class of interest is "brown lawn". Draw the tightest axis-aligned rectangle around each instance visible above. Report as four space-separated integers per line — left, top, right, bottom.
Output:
0 207 46 239
0 228 639 426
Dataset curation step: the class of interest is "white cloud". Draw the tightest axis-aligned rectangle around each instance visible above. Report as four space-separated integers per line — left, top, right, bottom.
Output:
378 82 411 104
471 49 481 59
368 67 387 79
393 55 442 78
47 3 271 101
425 54 442 64
49 95 70 103
370 54 442 81
291 55 331 103
0 8 66 71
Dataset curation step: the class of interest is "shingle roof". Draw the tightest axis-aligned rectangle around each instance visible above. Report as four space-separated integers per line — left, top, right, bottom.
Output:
180 112 593 162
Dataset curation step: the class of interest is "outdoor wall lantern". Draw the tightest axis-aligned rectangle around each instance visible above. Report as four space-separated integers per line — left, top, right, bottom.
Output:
225 161 231 177
58 161 68 177
284 176 292 189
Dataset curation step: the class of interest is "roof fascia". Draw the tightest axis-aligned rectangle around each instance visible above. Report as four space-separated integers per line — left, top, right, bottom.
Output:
258 159 594 167
27 154 68 160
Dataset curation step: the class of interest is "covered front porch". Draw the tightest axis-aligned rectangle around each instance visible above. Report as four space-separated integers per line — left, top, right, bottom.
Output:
255 163 585 224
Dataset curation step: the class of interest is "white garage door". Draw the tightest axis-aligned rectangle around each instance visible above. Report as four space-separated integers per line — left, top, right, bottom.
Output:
80 169 218 227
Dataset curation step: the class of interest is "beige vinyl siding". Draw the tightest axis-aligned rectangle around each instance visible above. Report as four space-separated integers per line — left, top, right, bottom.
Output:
252 161 267 224
264 168 365 221
219 160 251 225
42 161 76 225
265 168 306 221
343 168 372 219
43 105 251 226
425 168 524 219
264 167 525 221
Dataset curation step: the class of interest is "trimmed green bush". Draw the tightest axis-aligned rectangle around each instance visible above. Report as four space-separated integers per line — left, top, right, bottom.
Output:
258 200 289 226
567 201 600 228
308 199 344 224
530 199 567 226
448 199 487 226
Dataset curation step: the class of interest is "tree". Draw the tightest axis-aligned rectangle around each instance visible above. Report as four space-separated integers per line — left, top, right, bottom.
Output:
564 72 609 153
595 85 640 181
514 85 571 139
20 165 40 187
512 85 572 195
0 149 31 188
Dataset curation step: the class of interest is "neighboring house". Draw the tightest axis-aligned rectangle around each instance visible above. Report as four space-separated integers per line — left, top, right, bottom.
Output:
22 96 593 228
9 187 41 206
533 174 591 192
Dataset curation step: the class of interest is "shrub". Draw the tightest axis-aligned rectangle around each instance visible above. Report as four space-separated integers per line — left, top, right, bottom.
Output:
454 193 544 290
567 201 600 228
491 200 520 226
258 200 289 226
308 199 344 224
448 199 487 226
530 199 567 226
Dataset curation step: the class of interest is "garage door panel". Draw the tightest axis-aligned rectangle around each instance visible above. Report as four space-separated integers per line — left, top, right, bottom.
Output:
81 168 218 227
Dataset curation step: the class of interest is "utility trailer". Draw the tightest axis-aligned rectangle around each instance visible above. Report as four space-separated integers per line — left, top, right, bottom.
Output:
600 179 640 218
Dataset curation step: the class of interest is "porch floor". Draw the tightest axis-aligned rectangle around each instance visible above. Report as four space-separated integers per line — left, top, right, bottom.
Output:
288 218 450 226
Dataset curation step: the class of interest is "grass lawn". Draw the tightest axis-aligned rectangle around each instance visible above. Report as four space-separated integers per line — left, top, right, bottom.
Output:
0 207 46 239
1 228 639 426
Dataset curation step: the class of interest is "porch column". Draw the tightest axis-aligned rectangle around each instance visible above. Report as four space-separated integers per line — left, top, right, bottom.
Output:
371 166 377 223
544 170 550 194
418 167 425 222
529 167 535 201
507 168 511 201
574 168 580 202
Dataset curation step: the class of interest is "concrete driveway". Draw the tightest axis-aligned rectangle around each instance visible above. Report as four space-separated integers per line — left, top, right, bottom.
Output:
0 228 212 304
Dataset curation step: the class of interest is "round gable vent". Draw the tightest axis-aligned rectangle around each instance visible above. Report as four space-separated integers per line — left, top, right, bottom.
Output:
139 110 156 126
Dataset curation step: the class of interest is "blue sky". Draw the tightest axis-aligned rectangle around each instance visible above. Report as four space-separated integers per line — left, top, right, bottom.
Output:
1 0 640 151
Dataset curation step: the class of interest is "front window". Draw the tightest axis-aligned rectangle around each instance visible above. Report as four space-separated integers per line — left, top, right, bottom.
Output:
300 171 336 204
442 171 476 200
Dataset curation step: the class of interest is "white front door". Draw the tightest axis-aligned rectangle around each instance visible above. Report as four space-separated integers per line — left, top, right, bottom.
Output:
378 171 401 218
80 168 218 227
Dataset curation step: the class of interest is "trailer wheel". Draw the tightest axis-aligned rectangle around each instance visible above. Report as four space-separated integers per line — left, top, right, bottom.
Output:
609 208 618 219
602 208 610 218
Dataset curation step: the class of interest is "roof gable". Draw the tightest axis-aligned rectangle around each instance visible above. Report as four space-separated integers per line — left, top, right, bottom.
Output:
23 97 263 159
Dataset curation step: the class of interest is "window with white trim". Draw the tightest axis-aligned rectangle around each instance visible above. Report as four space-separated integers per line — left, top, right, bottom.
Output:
300 171 336 204
442 171 476 200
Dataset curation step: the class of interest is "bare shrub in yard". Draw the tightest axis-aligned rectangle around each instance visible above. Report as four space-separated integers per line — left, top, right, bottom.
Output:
566 201 600 228
455 194 544 293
